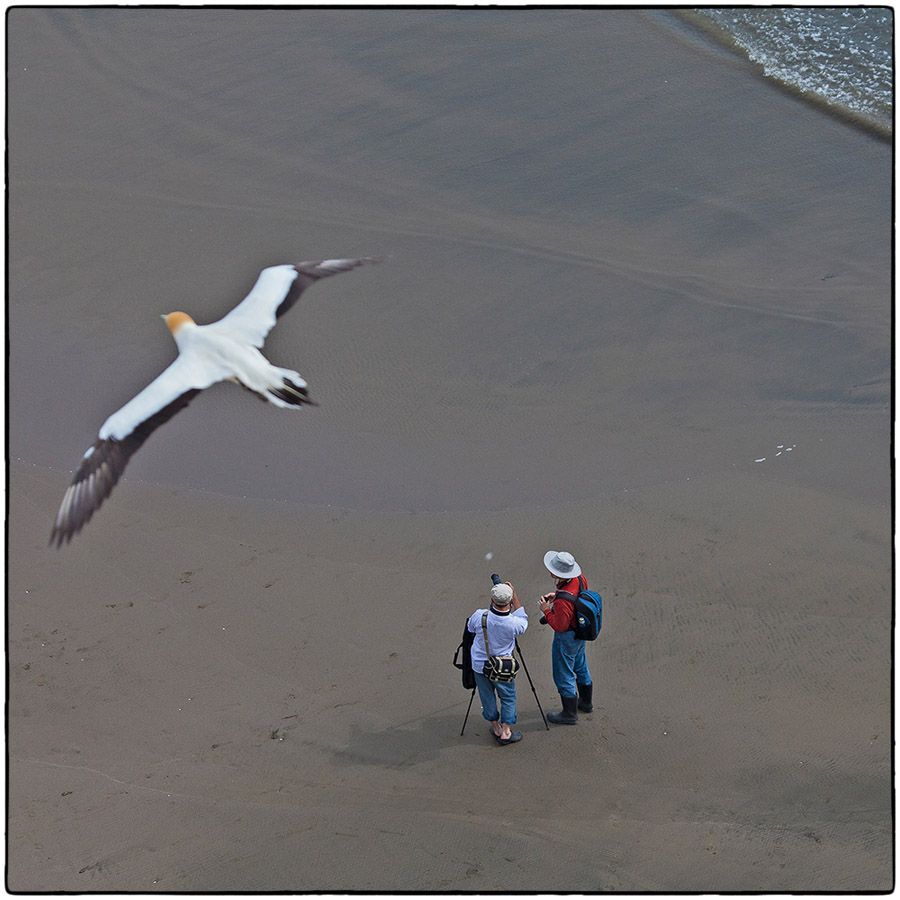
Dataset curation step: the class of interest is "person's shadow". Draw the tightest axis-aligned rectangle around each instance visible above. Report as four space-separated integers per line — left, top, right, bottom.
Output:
324 702 548 769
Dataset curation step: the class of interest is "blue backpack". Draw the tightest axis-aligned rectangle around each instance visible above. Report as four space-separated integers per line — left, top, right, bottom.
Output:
559 575 603 641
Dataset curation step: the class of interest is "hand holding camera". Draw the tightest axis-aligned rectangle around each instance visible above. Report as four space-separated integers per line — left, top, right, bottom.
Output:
538 593 554 625
491 573 521 611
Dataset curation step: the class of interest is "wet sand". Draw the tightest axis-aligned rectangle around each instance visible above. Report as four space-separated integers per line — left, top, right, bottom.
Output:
7 8 892 891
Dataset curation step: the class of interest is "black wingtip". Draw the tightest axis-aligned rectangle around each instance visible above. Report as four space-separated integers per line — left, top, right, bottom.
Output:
48 527 69 549
49 515 81 548
295 256 385 278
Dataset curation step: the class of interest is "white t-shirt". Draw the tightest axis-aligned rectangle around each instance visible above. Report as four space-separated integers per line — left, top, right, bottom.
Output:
467 606 529 671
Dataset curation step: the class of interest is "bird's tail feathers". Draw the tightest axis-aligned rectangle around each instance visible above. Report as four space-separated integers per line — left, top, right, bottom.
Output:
265 369 317 408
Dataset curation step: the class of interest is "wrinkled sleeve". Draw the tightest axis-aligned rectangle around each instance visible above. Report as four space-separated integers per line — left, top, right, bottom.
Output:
512 608 529 634
545 598 574 632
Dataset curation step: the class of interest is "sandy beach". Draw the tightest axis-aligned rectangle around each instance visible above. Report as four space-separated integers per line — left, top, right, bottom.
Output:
7 9 892 891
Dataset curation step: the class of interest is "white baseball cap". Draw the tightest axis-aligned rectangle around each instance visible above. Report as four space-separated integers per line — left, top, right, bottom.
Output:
490 583 514 605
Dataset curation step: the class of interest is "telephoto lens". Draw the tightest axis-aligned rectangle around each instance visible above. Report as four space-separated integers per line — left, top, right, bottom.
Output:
490 573 502 585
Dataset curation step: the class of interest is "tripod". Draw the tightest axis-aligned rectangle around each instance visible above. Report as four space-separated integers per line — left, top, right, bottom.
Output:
460 688 477 736
515 639 550 730
459 640 549 735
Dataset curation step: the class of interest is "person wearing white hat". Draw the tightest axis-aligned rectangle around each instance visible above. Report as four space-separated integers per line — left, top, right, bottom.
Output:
466 581 529 745
538 550 593 725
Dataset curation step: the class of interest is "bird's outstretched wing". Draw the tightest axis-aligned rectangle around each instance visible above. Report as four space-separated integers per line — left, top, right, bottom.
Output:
209 257 380 348
51 353 231 547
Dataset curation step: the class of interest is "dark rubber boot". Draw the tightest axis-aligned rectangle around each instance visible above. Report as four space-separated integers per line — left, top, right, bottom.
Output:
577 683 593 713
547 694 578 725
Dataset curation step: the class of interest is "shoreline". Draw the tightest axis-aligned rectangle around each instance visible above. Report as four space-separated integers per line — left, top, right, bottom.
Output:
664 9 892 142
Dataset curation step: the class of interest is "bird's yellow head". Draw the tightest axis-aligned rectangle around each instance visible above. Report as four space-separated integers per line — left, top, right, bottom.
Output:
162 311 196 335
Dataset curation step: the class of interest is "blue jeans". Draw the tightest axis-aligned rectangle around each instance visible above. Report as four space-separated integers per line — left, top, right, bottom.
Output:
473 671 518 725
551 630 592 697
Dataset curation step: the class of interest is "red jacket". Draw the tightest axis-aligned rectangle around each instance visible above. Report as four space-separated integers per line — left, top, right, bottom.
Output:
544 574 588 632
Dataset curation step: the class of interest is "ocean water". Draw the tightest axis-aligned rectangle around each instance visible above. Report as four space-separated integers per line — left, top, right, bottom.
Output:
694 7 893 133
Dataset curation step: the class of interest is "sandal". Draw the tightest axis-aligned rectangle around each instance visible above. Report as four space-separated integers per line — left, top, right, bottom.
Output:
496 730 523 745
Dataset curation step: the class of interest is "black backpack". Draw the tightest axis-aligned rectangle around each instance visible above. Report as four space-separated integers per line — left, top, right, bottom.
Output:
452 619 476 689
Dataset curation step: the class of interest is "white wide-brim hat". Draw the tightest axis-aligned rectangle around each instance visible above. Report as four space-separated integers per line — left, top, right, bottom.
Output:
543 550 582 579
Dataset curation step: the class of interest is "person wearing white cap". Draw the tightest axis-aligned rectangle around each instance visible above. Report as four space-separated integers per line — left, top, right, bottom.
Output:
538 550 593 725
466 581 529 745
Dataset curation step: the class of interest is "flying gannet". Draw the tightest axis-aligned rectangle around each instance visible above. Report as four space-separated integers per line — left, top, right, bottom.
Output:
50 256 380 547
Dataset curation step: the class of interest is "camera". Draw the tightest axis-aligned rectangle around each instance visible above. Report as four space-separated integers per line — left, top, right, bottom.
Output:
492 573 546 623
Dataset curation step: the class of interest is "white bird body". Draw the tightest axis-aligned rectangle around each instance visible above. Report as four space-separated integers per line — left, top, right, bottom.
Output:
52 257 379 546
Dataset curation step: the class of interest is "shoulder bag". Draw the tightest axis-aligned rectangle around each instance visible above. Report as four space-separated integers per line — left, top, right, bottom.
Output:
481 611 520 683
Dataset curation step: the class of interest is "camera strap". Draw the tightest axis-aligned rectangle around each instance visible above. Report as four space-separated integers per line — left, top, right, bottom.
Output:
481 612 493 658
